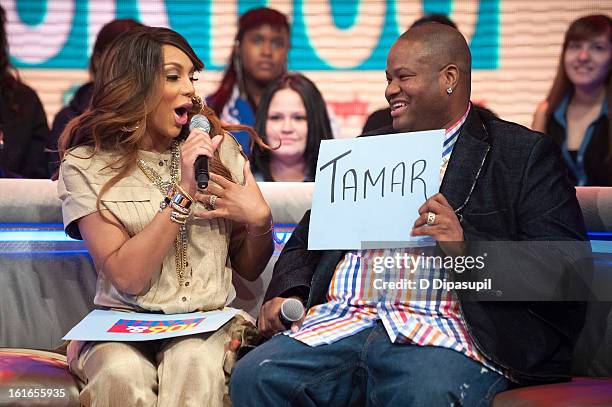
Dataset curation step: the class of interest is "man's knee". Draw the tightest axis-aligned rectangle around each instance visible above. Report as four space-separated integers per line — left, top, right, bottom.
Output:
231 349 268 391
399 366 506 406
407 383 461 406
230 341 294 405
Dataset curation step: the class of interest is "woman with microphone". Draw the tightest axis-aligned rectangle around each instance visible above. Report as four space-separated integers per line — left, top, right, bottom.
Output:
58 26 272 406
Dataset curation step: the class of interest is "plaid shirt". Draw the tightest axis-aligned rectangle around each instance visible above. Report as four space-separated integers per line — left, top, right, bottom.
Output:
288 105 501 373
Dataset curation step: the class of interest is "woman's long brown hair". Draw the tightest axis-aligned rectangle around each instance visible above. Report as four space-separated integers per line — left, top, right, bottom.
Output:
58 26 267 220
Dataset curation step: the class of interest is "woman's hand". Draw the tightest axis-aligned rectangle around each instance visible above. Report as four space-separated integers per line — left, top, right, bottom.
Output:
193 161 272 228
179 129 224 196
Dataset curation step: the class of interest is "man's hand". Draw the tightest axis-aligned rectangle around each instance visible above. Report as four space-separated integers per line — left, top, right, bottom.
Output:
258 297 305 338
411 193 465 256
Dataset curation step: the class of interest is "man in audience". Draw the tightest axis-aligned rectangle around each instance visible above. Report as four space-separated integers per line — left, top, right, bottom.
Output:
231 23 588 406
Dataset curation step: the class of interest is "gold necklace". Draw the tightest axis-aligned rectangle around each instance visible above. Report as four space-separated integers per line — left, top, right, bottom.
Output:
136 141 188 286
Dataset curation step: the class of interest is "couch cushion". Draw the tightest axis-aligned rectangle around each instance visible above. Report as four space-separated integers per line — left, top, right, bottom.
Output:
0 252 97 350
576 187 612 232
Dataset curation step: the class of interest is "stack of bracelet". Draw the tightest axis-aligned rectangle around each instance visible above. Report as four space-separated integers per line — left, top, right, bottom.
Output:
159 183 193 285
160 183 193 225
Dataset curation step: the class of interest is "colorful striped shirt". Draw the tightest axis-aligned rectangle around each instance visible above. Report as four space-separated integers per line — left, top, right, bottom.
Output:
289 104 500 372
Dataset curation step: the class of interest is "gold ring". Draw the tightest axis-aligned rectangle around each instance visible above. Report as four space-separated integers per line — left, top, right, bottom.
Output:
209 195 217 209
426 211 436 226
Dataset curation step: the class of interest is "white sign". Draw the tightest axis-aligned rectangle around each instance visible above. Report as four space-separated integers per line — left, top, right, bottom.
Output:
63 309 237 341
308 130 443 250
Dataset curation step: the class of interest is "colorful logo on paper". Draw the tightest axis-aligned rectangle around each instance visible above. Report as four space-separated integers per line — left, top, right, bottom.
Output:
107 317 206 334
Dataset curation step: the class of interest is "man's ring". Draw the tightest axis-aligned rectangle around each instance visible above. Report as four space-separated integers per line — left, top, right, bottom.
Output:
209 195 217 209
426 211 436 226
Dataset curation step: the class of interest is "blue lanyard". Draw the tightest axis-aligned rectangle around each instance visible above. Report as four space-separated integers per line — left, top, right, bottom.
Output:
561 131 594 186
554 94 608 186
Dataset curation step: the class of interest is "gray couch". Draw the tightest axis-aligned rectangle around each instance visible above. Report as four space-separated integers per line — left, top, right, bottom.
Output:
0 179 610 406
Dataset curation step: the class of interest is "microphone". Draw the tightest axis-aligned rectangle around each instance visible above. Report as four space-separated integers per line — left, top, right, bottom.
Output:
189 114 212 189
279 298 305 327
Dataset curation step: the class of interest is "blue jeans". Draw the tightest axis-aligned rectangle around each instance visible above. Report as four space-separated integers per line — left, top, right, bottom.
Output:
230 322 510 407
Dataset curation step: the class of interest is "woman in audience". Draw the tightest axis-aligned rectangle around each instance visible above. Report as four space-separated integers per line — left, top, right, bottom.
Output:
58 26 272 406
0 5 50 178
532 14 612 186
48 18 143 175
207 7 290 155
251 73 333 182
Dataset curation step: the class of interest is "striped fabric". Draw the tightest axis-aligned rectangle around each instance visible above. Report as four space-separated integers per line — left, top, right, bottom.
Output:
289 104 502 373
440 105 469 181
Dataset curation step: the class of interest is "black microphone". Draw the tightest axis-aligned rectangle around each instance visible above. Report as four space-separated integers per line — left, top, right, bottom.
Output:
279 298 305 327
189 114 212 189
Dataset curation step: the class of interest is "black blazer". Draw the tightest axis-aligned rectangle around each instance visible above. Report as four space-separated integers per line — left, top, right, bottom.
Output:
265 108 589 385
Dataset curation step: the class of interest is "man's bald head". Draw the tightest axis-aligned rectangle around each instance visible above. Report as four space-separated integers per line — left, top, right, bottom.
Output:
399 22 471 75
385 23 472 132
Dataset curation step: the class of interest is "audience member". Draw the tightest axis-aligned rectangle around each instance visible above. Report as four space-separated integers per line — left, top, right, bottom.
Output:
47 18 143 175
0 4 50 178
57 27 272 406
532 14 612 186
251 73 333 182
207 7 290 154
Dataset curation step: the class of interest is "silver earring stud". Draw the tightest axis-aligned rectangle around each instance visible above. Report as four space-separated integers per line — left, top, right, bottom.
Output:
446 87 453 94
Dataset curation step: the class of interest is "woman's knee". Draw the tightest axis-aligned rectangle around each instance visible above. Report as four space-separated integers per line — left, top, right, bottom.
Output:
82 342 156 387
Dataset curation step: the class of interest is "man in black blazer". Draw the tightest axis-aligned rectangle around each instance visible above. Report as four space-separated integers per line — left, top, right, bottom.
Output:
231 23 589 406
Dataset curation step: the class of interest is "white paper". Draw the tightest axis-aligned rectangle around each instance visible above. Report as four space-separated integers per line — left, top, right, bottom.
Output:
63 309 238 341
309 130 443 250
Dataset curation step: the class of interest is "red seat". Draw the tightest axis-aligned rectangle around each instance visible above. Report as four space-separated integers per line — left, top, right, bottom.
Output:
493 377 612 407
0 349 80 407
